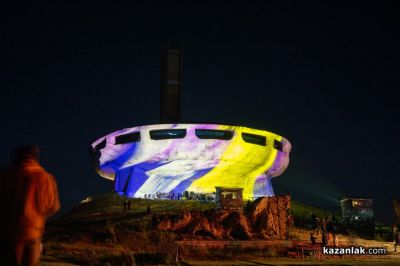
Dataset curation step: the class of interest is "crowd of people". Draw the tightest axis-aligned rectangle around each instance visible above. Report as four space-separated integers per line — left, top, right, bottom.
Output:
308 214 339 247
139 191 216 202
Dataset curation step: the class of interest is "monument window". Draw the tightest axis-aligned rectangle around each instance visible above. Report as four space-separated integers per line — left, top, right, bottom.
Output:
221 191 237 200
242 133 266 146
195 129 233 140
94 138 107 150
150 129 186 140
115 132 141 144
274 139 283 151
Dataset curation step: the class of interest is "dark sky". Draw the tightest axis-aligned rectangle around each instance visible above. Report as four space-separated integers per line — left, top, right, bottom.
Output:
1 1 399 222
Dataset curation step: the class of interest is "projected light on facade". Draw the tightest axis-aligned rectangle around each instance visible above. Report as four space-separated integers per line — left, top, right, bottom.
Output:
91 123 291 200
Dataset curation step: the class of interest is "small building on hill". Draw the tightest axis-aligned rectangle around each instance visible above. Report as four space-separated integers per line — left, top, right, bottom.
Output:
341 197 374 226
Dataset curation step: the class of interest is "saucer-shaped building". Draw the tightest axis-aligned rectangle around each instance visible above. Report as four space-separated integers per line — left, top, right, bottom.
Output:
91 123 291 200
91 44 291 200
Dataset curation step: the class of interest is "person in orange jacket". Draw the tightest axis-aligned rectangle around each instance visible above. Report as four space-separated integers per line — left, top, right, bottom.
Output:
0 145 60 266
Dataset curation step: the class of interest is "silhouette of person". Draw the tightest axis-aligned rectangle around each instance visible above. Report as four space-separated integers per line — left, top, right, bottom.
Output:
393 224 399 252
326 215 333 232
147 204 151 215
123 200 128 213
151 214 159 228
310 232 317 245
315 218 322 235
327 232 334 246
127 200 132 211
0 145 60 266
321 231 327 246
322 218 327 233
245 200 251 213
334 234 339 247
310 213 317 229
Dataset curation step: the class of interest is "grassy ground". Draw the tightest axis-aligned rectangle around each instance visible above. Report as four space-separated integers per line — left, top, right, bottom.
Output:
42 193 399 265
44 193 216 265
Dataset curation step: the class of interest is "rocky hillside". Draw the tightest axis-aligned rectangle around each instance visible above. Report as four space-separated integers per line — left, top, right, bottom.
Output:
156 195 290 240
42 193 391 265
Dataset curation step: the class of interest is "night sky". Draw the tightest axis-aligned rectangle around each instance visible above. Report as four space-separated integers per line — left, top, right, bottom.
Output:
1 1 399 222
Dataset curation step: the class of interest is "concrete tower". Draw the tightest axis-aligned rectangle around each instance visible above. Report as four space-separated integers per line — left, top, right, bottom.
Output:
160 43 182 123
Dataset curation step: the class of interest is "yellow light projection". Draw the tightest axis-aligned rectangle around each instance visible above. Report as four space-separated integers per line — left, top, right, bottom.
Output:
91 123 291 200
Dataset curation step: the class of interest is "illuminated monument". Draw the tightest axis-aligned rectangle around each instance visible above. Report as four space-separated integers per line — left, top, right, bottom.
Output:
91 44 291 200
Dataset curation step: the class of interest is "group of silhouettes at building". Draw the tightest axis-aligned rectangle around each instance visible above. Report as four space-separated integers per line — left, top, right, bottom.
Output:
309 214 339 247
122 199 152 216
138 191 216 202
123 199 132 213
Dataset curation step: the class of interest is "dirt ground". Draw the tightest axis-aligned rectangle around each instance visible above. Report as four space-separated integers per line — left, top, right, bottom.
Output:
40 195 399 265
40 254 400 266
183 255 400 266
